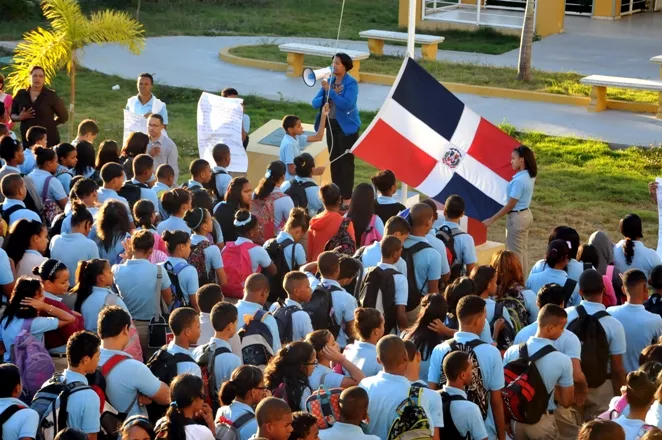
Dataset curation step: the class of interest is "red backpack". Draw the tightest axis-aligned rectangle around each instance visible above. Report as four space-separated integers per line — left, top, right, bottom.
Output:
250 192 288 244
187 239 214 286
222 241 260 298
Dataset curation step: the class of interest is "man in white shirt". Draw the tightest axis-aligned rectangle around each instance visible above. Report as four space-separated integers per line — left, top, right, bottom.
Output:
318 387 380 440
147 114 179 182
125 73 168 124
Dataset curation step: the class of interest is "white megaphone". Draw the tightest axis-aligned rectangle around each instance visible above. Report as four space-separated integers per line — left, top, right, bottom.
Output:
302 66 332 87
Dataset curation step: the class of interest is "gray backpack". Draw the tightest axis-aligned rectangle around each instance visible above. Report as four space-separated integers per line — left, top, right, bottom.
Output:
214 412 255 440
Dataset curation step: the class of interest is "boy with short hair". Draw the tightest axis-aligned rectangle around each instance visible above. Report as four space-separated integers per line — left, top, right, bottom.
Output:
253 397 294 440
97 162 133 221
0 363 40 440
318 387 380 440
166 307 202 376
356 215 410 275
235 273 282 352
196 284 244 356
73 119 99 146
54 142 77 194
118 153 160 214
193 301 242 389
0 136 42 211
441 194 477 276
0 174 41 225
211 143 232 200
403 341 444 438
154 164 174 219
21 125 47 174
269 271 314 343
279 108 328 181
371 169 406 224
186 159 212 190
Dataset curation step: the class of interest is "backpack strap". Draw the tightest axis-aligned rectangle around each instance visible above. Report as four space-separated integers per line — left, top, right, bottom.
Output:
233 412 255 430
253 309 270 323
606 265 614 281
527 344 556 362
101 354 131 377
0 404 25 427
563 278 577 304
583 262 592 271
494 302 504 320
105 292 118 306
466 339 487 350
593 310 610 320
173 262 189 275
575 305 587 318
20 318 33 333
42 175 53 202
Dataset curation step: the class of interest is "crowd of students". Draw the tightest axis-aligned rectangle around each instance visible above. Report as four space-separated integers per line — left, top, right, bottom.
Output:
2 114 662 440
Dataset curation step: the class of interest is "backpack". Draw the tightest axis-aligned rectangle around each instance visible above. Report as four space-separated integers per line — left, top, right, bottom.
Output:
436 225 467 282
250 192 288 244
496 286 529 334
305 382 343 430
209 169 228 202
238 309 275 368
303 284 341 338
187 239 215 286
40 176 63 226
164 261 190 309
196 343 232 413
323 218 356 256
264 238 296 303
645 292 662 317
566 305 611 388
31 374 91 440
222 241 260 299
386 386 432 440
284 180 317 209
214 413 255 440
438 339 489 419
10 319 56 401
360 215 383 247
502 343 556 424
401 241 432 312
359 266 399 334
598 394 628 421
146 347 195 421
440 392 468 440
490 302 516 351
118 181 147 212
0 404 26 440
0 204 22 225
47 213 66 242
272 300 300 344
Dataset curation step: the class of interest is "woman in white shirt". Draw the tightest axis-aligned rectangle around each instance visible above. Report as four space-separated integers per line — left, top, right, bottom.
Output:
155 374 215 440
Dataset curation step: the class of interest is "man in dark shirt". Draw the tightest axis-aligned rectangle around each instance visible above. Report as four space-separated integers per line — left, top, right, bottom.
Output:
10 66 68 147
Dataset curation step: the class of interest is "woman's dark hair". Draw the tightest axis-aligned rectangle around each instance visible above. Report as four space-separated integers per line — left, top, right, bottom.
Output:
0 363 21 397
74 141 96 176
294 153 315 178
54 428 88 440
97 201 131 252
404 293 448 361
161 188 191 215
255 161 286 200
320 183 342 208
577 244 600 270
625 370 656 409
264 341 315 412
490 250 526 299
133 199 156 230
285 207 310 233
513 145 537 178
72 259 109 312
33 259 68 282
121 132 149 158
3 219 46 265
2 277 42 328
305 329 332 361
371 170 397 194
184 207 208 233
639 361 662 388
225 177 250 210
55 143 76 162
95 140 120 170
577 420 625 440
334 52 353 72
470 266 496 294
121 415 155 440
444 277 476 319
70 201 93 228
548 226 580 260
234 209 259 237
155 374 204 440
347 183 376 245
34 146 57 167
70 177 98 201
640 344 662 367
353 307 383 341
621 214 643 266
219 365 264 406
162 230 190 254
191 187 214 213
289 412 319 440
545 239 570 268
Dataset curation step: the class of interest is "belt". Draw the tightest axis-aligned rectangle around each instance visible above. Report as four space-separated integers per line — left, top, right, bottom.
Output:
509 208 530 213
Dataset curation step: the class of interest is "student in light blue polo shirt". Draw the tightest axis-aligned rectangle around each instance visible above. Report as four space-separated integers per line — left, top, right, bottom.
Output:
54 142 77 194
97 163 133 222
97 306 170 417
613 214 661 278
216 365 266 440
162 230 200 311
503 304 574 438
356 216 410 277
193 302 242 390
211 144 232 201
280 153 323 218
472 266 514 350
21 126 48 175
29 147 68 209
442 277 494 345
166 307 202 377
268 271 313 342
0 363 40 440
50 202 99 286
403 341 444 437
236 273 281 353
0 174 42 226
371 170 406 225
264 207 308 271
526 240 577 305
318 387 381 440
153 165 174 220
428 295 506 440
184 208 227 286
127 154 160 212
253 161 295 239
59 331 102 436
359 335 435 440
608 269 662 373
61 178 99 235
157 188 192 235
279 108 328 181
442 195 478 275
0 247 14 303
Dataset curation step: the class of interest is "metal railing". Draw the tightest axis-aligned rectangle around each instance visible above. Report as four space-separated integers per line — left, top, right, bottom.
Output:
422 0 533 29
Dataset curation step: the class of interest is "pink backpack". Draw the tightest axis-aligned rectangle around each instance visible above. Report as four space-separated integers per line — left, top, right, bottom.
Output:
10 319 56 400
602 265 618 307
360 215 383 247
251 192 288 244
222 242 260 299
598 394 628 420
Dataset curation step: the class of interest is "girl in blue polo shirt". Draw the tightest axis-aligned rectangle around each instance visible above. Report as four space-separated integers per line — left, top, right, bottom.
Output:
251 161 294 243
526 240 572 300
34 259 71 302
157 188 192 235
304 330 365 393
614 213 661 278
162 230 200 311
55 142 77 194
265 341 316 412
184 207 227 286
61 178 99 235
223 210 277 275
134 199 168 259
343 308 384 377
403 293 448 381
345 183 384 248
217 365 267 440
74 141 99 182
263 207 308 271
4 219 47 278
93 200 132 265
280 153 323 218
30 146 69 210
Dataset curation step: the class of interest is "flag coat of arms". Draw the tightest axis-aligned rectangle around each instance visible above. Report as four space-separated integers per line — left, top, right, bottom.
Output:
351 57 522 221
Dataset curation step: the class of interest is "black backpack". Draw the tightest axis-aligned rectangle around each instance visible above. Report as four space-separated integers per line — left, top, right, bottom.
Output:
0 204 22 225
118 181 148 211
359 266 399 334
264 238 296 303
272 299 301 344
303 284 341 338
502 344 556 424
196 343 231 414
566 305 611 388
0 404 26 440
146 347 195 422
401 241 432 312
645 293 662 317
284 180 317 209
490 302 515 351
436 225 467 282
440 392 468 440
209 169 228 202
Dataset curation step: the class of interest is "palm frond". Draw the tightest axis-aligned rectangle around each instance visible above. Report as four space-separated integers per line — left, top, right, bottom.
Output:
41 0 87 46
6 27 70 93
84 10 145 55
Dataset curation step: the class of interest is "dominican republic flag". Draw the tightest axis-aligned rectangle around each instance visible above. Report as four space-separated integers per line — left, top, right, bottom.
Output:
351 57 521 221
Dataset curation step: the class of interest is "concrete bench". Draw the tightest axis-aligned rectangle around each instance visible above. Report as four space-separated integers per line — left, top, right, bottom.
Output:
359 29 445 61
278 43 370 82
650 56 662 79
580 75 662 119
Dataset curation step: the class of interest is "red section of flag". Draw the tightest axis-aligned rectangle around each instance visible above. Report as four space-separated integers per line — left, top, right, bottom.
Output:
467 118 521 182
353 119 437 187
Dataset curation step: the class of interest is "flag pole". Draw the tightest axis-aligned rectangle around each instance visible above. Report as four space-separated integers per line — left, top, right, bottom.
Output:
401 0 416 205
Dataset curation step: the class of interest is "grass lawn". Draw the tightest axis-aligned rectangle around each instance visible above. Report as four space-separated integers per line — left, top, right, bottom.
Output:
230 44 659 104
0 0 519 55
16 67 660 263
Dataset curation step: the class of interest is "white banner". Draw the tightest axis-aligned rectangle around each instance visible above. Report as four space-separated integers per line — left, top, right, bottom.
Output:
196 92 248 173
123 110 148 145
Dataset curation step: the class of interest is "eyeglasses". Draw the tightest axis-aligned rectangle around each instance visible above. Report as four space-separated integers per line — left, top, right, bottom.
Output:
303 361 319 366
254 386 270 394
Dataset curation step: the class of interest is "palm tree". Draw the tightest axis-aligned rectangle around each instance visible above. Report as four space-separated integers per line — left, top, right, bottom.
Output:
517 0 535 81
7 0 145 139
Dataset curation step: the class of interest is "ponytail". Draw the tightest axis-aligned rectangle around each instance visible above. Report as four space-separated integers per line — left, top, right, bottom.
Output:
620 214 643 266
545 239 570 268
254 161 286 200
154 374 203 440
72 259 109 312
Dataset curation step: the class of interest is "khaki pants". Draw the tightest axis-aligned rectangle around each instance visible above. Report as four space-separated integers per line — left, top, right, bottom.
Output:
134 320 155 362
554 406 582 440
506 209 533 277
405 303 421 328
513 413 558 440
581 379 614 421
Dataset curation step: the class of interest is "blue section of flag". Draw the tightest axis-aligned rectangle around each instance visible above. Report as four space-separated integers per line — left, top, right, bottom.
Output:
431 173 504 221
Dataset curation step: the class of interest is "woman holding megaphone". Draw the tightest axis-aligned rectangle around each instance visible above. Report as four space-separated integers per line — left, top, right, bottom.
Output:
312 52 361 207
